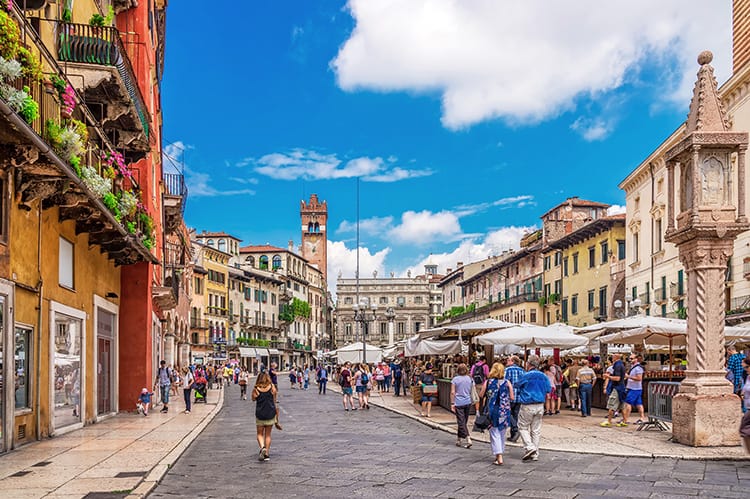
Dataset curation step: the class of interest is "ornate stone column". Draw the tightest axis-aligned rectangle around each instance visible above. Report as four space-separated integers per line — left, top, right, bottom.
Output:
664 51 748 446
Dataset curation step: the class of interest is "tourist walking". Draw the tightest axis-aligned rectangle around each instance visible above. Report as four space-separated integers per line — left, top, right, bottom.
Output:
154 360 172 413
729 346 746 409
303 365 310 390
486 362 514 465
383 362 392 392
340 362 356 411
393 361 403 397
252 372 278 462
576 359 595 417
239 368 250 400
514 355 551 461
450 363 474 448
620 354 645 426
181 366 195 414
419 363 438 417
289 369 297 389
600 354 626 427
317 365 328 394
739 356 750 452
470 356 490 411
504 355 524 442
375 363 385 393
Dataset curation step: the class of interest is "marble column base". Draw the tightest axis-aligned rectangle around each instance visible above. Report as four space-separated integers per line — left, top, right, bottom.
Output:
671 392 742 446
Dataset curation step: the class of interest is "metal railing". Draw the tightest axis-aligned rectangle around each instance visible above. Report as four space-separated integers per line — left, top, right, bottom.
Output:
505 291 542 306
190 317 210 329
729 295 750 314
163 173 187 215
641 381 680 431
639 291 650 305
57 21 151 137
669 282 685 299
653 288 667 302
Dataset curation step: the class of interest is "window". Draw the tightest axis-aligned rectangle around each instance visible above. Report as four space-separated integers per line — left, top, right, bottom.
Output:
573 253 579 274
259 255 269 270
554 252 562 266
415 322 421 332
601 241 608 264
345 323 352 337
272 255 282 270
617 240 626 260
661 304 667 317
397 296 405 307
529 309 537 323
15 326 31 409
380 322 387 336
599 286 608 318
655 219 663 252
397 322 405 338
414 296 423 304
218 239 226 253
677 270 684 295
588 289 595 311
571 294 578 315
588 246 596 268
59 237 74 289
554 279 561 295
543 256 550 271
561 298 568 322
633 232 639 261
207 239 215 247
661 276 667 300
246 256 255 267
544 283 551 298
379 296 388 304
632 286 637 300
563 257 569 277
271 294 276 305
344 297 353 305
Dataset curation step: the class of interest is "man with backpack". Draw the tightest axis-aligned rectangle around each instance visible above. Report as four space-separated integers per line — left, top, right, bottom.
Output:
340 362 355 411
471 356 489 410
153 360 172 413
392 361 403 397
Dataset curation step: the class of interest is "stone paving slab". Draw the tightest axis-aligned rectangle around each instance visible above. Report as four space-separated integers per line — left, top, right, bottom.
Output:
0 386 224 498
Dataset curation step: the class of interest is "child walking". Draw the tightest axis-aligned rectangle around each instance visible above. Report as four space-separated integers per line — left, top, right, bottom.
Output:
138 388 153 416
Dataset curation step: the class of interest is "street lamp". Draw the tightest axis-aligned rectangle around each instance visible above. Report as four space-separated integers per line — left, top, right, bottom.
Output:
613 297 642 318
353 299 377 364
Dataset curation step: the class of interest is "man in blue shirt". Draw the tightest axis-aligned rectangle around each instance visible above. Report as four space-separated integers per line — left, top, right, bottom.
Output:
504 355 525 442
514 355 551 461
728 346 746 394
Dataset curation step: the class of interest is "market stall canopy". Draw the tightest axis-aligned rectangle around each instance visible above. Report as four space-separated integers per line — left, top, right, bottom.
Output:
476 323 588 348
417 318 518 340
599 323 750 346
238 347 257 358
335 342 383 364
404 337 462 357
575 316 689 338
381 342 405 359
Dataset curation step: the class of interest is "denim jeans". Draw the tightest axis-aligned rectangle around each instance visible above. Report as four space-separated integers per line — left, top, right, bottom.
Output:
509 402 521 437
394 377 402 396
579 383 593 416
160 385 170 405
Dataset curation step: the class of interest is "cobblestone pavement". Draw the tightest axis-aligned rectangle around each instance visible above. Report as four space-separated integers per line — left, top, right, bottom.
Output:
150 384 750 498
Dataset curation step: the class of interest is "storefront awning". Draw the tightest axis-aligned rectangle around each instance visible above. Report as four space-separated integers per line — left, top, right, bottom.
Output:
239 347 257 358
268 348 280 355
255 348 270 357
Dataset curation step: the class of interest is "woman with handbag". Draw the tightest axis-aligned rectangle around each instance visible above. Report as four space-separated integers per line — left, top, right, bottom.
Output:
486 362 514 465
419 363 438 418
450 363 474 448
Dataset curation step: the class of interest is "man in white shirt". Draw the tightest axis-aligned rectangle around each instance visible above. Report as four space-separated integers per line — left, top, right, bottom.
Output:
619 354 645 426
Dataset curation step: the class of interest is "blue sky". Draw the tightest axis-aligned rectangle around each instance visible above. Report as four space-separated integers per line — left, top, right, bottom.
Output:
162 1 731 289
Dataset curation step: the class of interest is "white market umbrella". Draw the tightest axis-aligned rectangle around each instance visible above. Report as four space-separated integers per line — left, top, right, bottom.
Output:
335 342 383 364
476 323 588 349
404 338 462 357
417 318 517 340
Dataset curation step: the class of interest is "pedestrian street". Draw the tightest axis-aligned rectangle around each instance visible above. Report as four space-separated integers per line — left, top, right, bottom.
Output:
150 383 750 498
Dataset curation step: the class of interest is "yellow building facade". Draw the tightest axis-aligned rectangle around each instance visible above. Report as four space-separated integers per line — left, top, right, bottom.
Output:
548 216 627 327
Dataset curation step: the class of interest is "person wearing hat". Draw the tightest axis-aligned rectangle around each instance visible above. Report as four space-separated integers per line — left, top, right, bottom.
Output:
419 363 438 417
138 388 153 416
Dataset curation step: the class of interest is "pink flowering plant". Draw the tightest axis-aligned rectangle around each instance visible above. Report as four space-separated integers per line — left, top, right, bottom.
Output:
3 1 12 13
61 83 75 116
100 149 133 179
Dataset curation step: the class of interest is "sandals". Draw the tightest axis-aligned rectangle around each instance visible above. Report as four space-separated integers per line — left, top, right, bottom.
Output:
493 460 503 466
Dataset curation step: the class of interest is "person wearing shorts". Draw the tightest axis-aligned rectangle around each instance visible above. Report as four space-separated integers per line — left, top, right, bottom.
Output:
600 354 625 427
419 364 438 417
619 354 645 426
340 362 355 411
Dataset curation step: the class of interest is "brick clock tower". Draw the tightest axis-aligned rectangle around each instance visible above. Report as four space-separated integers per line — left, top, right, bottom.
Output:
301 194 328 280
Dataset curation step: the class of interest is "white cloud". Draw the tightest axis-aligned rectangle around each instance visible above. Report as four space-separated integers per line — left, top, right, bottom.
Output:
570 116 612 141
337 216 394 235
607 204 627 216
327 240 391 287
332 0 730 129
401 226 536 276
249 149 433 182
389 210 463 245
454 195 535 217
186 170 256 198
229 177 259 185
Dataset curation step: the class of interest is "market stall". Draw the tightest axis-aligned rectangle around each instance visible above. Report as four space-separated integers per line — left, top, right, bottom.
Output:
335 342 384 364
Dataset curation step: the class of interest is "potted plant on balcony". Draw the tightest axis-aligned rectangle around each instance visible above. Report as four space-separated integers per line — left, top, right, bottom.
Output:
60 83 75 118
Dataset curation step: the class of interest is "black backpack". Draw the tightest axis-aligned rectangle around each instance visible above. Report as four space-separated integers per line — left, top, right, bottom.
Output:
472 365 486 385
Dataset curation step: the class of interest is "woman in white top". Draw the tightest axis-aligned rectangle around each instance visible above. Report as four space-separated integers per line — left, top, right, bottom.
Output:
181 367 195 414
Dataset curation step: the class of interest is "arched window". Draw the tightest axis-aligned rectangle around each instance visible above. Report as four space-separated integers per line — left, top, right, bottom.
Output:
272 255 282 270
207 239 215 247
314 222 320 233
245 255 255 267
308 222 313 233
259 255 269 270
218 239 226 252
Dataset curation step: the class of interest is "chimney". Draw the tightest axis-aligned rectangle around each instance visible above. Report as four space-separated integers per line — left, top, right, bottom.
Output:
457 261 463 268
735 0 750 73
288 240 294 252
447 268 453 274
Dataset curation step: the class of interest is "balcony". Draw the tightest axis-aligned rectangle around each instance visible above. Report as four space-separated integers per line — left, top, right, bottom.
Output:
653 288 668 304
639 292 650 306
56 22 150 160
505 291 542 306
153 266 181 311
669 282 685 299
163 173 187 234
190 318 210 329
0 7 156 266
206 307 227 317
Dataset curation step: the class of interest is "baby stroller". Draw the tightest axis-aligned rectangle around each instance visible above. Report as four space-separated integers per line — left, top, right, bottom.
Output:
193 375 208 404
